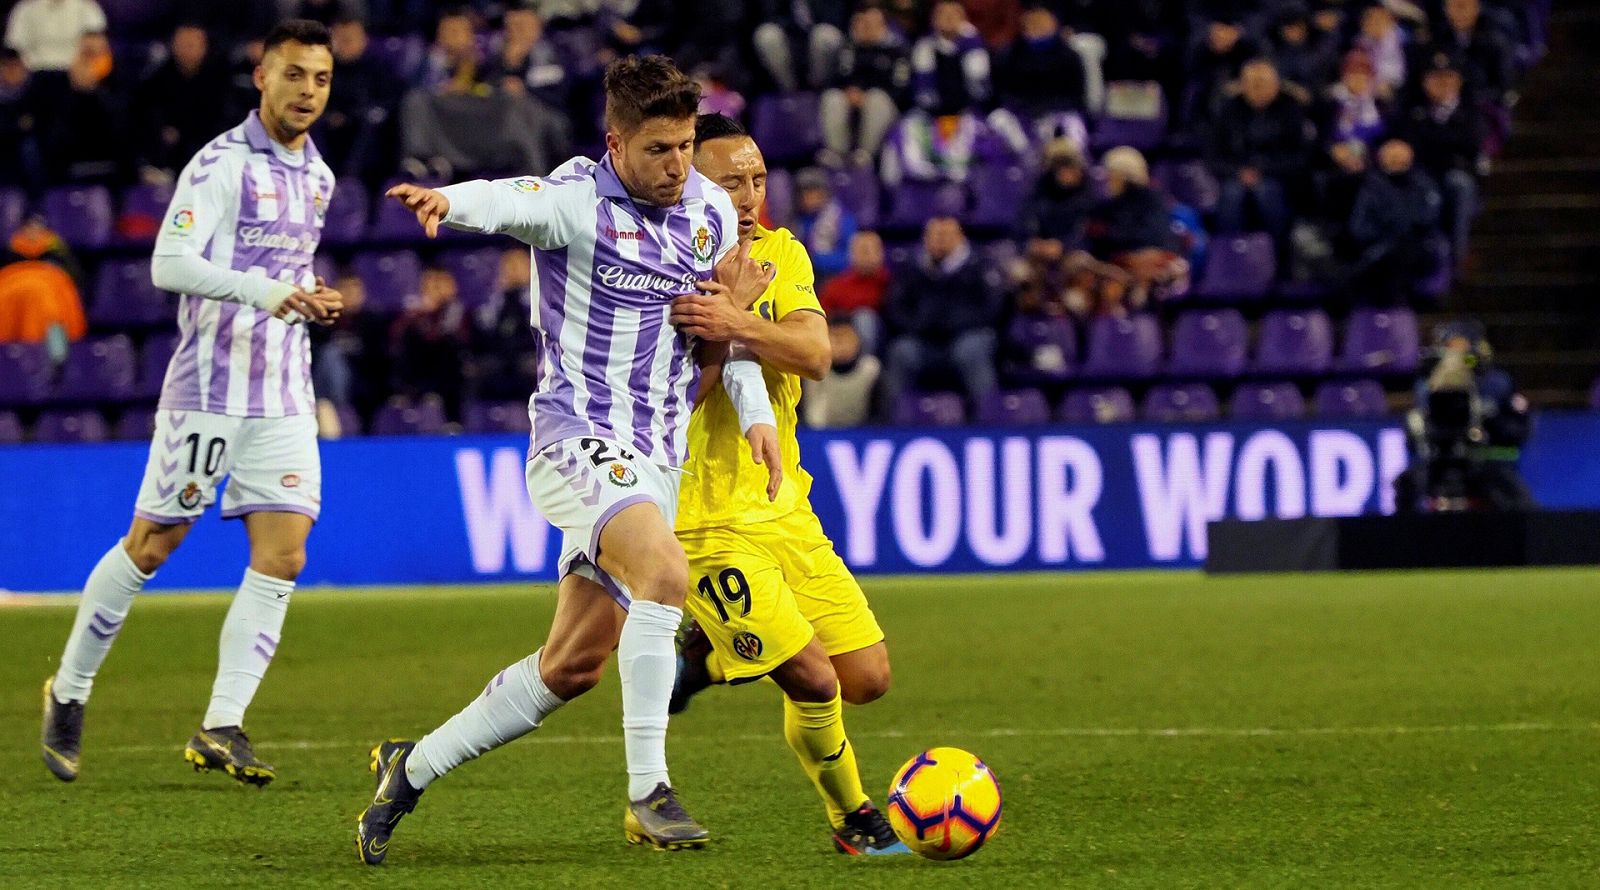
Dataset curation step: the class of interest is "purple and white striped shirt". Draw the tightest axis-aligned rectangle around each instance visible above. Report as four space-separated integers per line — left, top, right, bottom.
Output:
438 155 738 468
154 111 334 418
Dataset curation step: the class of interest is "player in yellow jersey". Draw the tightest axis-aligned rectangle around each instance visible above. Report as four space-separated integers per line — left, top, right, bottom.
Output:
667 113 907 856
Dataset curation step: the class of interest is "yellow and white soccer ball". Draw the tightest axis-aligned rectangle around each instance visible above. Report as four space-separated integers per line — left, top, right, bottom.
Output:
885 746 1002 860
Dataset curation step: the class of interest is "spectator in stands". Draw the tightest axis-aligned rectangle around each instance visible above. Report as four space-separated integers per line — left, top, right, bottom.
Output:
2 0 105 75
996 5 1088 135
135 23 231 180
0 47 41 186
390 264 470 421
792 168 856 282
1346 138 1441 303
1400 54 1483 265
1208 58 1309 239
752 0 849 92
819 229 888 354
485 4 570 112
42 31 127 183
1429 0 1513 105
466 247 540 403
1086 146 1186 309
901 0 1030 161
693 65 745 119
818 6 908 168
314 16 401 191
882 216 1004 414
802 320 880 428
1353 3 1407 99
1322 50 1391 161
1269 3 1338 97
1021 138 1093 249
418 6 488 95
0 217 87 350
1184 13 1259 127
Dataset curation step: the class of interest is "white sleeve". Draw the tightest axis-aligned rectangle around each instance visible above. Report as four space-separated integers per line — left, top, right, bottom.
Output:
723 345 776 433
436 175 591 249
152 151 296 312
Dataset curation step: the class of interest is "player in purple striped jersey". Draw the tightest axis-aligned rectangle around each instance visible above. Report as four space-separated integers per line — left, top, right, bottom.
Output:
40 21 343 788
356 55 781 864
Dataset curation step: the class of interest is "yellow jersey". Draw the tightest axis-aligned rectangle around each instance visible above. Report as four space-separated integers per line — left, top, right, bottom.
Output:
677 225 823 532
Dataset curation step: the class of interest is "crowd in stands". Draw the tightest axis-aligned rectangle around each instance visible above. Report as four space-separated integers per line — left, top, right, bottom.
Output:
0 0 1552 441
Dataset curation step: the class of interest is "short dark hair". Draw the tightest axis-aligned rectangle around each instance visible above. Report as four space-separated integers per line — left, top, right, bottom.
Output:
264 19 332 55
694 113 747 146
604 55 701 134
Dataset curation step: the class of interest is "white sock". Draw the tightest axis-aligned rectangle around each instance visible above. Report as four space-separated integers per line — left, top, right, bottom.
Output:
202 568 292 730
52 543 151 702
408 648 566 790
618 599 681 800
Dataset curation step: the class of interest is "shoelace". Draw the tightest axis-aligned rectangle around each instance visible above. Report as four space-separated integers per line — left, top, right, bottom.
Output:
651 789 692 822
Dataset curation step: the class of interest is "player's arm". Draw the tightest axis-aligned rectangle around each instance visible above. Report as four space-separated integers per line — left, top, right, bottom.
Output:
723 345 783 501
386 175 586 249
672 241 830 380
151 153 334 322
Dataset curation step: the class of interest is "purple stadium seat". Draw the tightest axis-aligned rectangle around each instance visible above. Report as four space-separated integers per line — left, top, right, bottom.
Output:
1315 379 1388 418
893 391 965 427
35 409 110 442
353 251 423 313
45 185 115 248
884 180 966 229
1254 309 1334 375
464 400 533 433
1058 386 1136 424
440 247 503 311
1142 383 1221 422
0 343 52 405
0 187 26 240
966 163 1031 229
1091 81 1168 151
91 260 170 327
322 181 369 244
0 410 22 443
117 181 174 244
764 168 794 228
976 388 1051 426
1194 233 1276 300
335 404 363 437
1166 308 1248 378
830 165 880 229
1339 307 1420 374
115 405 159 440
55 334 138 401
1005 314 1076 383
370 396 448 435
750 93 823 166
370 181 429 240
1231 382 1305 420
1081 314 1162 380
136 333 179 398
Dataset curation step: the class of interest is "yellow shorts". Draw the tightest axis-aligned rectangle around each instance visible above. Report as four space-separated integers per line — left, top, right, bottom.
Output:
679 508 884 683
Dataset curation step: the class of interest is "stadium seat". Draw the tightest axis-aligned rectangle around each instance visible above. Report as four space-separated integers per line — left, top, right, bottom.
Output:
966 163 1031 229
1091 81 1168 151
1230 382 1306 420
370 181 430 241
892 391 965 427
1058 386 1136 424
749 93 823 166
117 181 174 244
1254 309 1334 375
439 247 502 311
1166 308 1248 378
1339 308 1420 374
884 180 965 230
1080 314 1162 380
54 334 138 402
1194 233 1276 300
44 185 115 248
370 396 448 435
0 186 25 240
1142 382 1220 422
975 388 1051 426
322 181 369 244
1314 379 1388 418
463 400 532 433
115 405 158 440
91 259 170 327
0 409 22 443
353 251 423 313
764 168 794 228
332 404 363 437
35 409 109 443
830 165 880 229
0 343 53 405
1004 314 1076 383
135 333 179 398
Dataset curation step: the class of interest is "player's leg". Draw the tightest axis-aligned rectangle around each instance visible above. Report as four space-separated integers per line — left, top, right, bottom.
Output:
830 641 892 706
358 572 621 865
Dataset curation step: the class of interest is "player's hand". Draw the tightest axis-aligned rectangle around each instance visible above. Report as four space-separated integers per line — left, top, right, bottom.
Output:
671 287 754 341
310 275 345 326
712 240 774 310
746 422 783 501
384 183 451 238
273 288 333 324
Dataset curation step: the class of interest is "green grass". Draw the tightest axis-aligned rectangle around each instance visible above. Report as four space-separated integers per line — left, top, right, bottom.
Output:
3 570 1600 888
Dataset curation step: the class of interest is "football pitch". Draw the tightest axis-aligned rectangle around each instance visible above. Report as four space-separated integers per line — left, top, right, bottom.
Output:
2 569 1598 888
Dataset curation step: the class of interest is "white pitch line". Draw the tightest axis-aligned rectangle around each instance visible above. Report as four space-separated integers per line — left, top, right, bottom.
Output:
100 722 1598 755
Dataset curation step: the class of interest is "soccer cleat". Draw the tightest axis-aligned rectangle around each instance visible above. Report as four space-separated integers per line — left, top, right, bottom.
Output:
357 740 425 866
41 678 84 782
183 725 276 786
833 802 912 856
668 620 714 715
624 783 710 850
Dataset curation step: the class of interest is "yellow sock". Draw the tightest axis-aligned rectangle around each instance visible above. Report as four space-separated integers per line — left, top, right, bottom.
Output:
783 691 868 829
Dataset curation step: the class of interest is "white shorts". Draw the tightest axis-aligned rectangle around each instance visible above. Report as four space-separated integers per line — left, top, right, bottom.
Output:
133 410 321 525
524 435 678 607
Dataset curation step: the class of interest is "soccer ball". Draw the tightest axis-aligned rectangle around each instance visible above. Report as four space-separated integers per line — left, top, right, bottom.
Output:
885 747 1002 860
